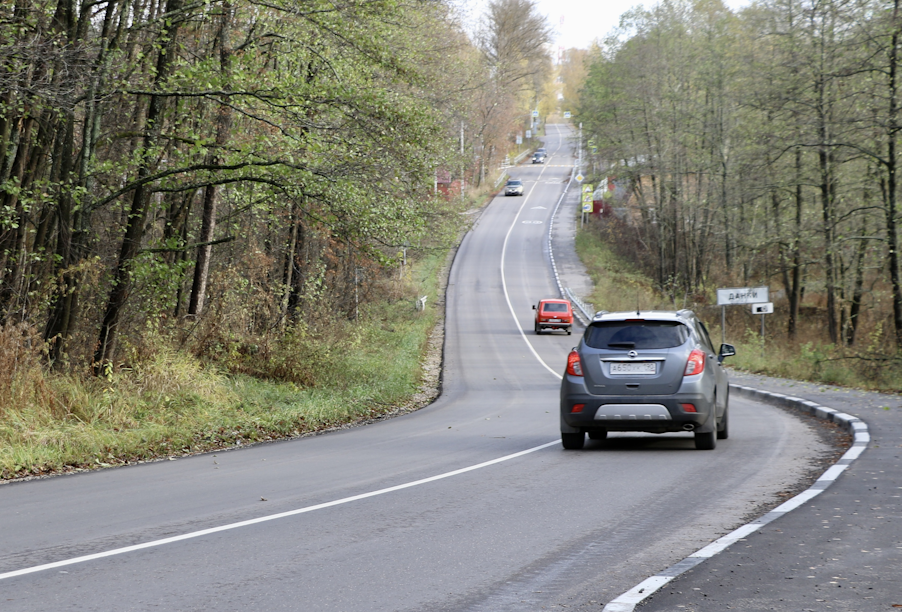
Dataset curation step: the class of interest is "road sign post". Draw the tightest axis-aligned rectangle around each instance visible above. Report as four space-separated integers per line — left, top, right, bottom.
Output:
751 302 774 353
716 286 769 345
581 185 593 226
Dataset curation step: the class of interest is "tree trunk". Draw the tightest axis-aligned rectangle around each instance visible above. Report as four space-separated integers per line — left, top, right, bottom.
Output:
787 147 804 338
94 0 184 369
188 2 233 318
886 1 902 349
44 0 119 363
845 217 868 346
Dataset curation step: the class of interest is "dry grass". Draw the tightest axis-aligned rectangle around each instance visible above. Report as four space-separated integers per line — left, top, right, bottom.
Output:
574 222 902 393
0 252 447 481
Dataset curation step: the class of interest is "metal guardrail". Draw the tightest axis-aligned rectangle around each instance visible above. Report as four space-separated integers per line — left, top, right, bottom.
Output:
564 287 595 323
512 148 532 164
500 148 534 169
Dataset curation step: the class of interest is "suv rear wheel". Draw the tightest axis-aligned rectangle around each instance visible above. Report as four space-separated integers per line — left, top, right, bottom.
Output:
717 406 729 440
694 429 716 450
561 432 585 450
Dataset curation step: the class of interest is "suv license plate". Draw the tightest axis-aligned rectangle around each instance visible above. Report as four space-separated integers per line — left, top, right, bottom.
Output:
610 362 656 375
549 318 561 322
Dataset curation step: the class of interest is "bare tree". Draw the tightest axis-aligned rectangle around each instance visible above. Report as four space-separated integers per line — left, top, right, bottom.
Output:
477 0 553 93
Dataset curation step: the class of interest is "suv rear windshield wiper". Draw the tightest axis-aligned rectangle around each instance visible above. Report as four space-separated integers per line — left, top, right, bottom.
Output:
607 341 636 349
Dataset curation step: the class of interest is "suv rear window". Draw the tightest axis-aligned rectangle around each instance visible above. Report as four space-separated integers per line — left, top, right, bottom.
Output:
585 321 690 350
542 303 568 312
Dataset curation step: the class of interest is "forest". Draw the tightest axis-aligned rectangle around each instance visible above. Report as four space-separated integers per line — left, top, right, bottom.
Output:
577 0 902 368
0 0 552 370
0 0 552 477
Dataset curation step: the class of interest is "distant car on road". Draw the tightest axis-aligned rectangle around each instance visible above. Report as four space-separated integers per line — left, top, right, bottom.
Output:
532 152 546 164
533 299 573 334
559 309 735 451
504 179 524 196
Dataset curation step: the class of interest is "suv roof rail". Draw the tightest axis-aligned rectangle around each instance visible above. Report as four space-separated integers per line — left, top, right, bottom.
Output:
676 309 694 319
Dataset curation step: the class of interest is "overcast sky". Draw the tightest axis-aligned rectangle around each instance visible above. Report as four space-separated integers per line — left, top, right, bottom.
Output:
460 0 753 51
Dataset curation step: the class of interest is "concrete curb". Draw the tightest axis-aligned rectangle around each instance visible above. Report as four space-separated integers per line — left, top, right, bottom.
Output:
601 384 870 612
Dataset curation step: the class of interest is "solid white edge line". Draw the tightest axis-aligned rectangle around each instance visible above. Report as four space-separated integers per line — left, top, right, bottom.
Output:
546 140 582 323
0 440 561 581
601 388 871 612
548 168 577 302
499 124 571 381
689 523 763 558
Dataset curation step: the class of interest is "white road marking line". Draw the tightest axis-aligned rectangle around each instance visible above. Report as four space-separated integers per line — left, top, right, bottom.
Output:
0 440 561 581
601 387 871 612
500 124 567 381
3 126 572 582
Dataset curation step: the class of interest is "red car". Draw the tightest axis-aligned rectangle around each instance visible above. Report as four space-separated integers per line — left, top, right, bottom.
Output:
533 299 573 335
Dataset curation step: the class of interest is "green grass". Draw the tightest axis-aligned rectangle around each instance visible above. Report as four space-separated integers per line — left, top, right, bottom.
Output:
575 227 666 313
0 253 445 480
573 223 902 393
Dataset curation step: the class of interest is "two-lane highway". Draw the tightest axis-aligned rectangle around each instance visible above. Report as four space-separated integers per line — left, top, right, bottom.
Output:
0 124 831 611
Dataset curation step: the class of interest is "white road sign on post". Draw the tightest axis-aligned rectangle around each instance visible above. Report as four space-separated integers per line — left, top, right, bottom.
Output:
751 302 774 314
716 286 769 306
751 301 774 351
716 286 769 345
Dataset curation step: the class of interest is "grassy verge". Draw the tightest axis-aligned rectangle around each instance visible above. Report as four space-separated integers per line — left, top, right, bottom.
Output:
576 228 665 312
574 222 902 393
0 253 447 481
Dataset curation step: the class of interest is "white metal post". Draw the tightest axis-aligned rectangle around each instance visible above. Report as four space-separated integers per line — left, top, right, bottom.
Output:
460 121 465 202
721 306 726 346
761 313 766 356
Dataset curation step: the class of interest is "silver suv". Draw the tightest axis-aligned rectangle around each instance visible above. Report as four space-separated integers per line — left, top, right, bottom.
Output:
559 310 736 450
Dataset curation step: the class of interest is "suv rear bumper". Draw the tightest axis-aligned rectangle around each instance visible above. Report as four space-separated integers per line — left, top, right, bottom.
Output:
560 393 714 434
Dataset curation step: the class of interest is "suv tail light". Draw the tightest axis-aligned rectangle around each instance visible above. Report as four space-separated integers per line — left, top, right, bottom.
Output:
683 349 706 376
566 350 583 376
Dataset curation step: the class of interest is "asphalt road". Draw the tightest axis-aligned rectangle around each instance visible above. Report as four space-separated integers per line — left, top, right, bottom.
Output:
636 372 900 612
0 125 833 611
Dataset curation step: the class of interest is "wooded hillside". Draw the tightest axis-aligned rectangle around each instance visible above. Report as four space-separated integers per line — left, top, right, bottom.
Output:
0 0 552 375
577 0 902 356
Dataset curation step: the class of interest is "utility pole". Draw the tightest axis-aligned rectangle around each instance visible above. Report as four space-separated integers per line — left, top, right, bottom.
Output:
579 122 584 228
578 122 583 170
460 121 465 202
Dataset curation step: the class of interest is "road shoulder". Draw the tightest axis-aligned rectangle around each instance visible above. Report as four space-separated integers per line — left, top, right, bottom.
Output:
632 372 901 612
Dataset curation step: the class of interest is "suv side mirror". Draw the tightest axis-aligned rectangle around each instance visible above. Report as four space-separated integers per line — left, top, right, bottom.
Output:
718 343 736 363
532 305 537 310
